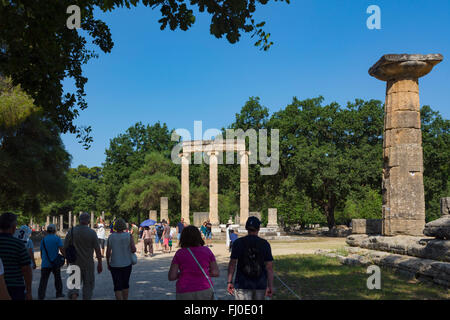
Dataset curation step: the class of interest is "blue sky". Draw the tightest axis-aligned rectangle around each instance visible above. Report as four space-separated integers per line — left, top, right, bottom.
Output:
62 0 450 168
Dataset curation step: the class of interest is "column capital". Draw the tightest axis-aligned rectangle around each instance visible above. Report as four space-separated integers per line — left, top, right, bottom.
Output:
239 150 251 156
369 54 443 81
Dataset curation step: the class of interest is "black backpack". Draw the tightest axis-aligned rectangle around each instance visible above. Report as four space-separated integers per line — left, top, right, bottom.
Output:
239 237 264 279
156 225 164 238
65 227 77 264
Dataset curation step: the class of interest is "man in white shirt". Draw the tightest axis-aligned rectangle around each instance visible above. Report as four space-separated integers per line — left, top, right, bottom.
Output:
96 218 106 258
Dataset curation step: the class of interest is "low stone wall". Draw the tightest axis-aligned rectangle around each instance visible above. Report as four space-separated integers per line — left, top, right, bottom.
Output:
351 219 382 235
315 247 450 288
346 234 450 262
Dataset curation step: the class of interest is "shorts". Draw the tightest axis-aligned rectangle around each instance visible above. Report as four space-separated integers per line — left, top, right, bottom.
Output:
169 240 172 247
234 289 266 300
163 238 169 246
206 232 212 240
110 265 132 291
177 233 181 240
98 238 105 249
155 236 163 244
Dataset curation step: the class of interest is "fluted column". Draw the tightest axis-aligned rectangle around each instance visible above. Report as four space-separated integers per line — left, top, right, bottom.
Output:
181 152 190 224
240 151 249 226
209 151 219 225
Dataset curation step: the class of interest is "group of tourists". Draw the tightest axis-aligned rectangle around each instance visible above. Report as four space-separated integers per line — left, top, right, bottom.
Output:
0 211 274 301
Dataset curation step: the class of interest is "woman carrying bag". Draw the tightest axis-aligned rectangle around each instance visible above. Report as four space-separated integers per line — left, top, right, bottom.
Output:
168 226 219 300
106 219 137 300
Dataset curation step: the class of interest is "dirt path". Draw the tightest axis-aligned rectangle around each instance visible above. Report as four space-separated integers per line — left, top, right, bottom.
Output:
32 237 346 300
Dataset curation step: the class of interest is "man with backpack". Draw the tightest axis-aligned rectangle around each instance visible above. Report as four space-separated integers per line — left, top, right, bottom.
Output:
155 222 164 252
38 224 65 300
227 216 274 300
64 212 102 300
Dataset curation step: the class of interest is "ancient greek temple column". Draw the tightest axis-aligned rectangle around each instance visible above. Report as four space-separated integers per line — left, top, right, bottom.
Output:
68 211 72 229
369 54 443 236
181 152 190 224
160 197 169 222
90 211 94 228
209 151 219 225
59 215 63 231
239 151 249 226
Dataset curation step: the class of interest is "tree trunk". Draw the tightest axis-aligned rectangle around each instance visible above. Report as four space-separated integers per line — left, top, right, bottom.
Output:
324 196 337 229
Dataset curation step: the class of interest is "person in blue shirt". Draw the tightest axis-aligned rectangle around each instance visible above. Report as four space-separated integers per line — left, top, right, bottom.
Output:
229 229 238 252
38 224 65 300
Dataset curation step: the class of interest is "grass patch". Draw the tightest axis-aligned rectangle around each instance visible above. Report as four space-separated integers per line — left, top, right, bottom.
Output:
273 254 450 300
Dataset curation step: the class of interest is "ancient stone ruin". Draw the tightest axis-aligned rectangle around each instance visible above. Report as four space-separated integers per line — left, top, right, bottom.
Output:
424 197 450 239
369 53 443 236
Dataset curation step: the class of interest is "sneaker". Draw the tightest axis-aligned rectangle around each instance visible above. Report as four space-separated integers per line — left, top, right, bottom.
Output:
56 293 65 299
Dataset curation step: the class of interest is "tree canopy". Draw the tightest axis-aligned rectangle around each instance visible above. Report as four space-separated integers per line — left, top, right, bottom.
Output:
31 96 448 228
0 0 286 148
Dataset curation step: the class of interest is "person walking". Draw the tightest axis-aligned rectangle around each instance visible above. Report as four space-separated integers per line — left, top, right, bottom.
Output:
200 221 207 240
162 220 171 253
176 218 186 243
106 218 136 300
64 212 103 300
155 222 164 252
205 220 213 247
142 226 153 257
168 226 219 300
14 225 36 270
96 218 107 258
0 212 33 300
227 216 274 300
0 258 11 300
229 229 238 253
38 224 65 300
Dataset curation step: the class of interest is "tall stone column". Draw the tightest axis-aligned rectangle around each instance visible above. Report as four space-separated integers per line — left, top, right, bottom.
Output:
239 151 249 226
68 211 72 229
267 208 279 228
149 210 157 221
181 152 190 224
90 211 94 229
73 215 77 227
369 54 443 236
59 215 63 231
208 151 219 225
102 211 105 221
46 216 50 228
160 197 169 222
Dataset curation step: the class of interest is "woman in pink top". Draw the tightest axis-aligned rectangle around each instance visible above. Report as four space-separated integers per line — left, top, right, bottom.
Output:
168 225 219 300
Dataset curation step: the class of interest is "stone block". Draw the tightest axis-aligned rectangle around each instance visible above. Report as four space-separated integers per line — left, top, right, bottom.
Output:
424 216 450 240
441 197 450 217
351 219 382 235
249 212 261 221
385 91 420 112
267 208 278 227
385 111 420 130
384 128 422 148
149 210 158 221
193 212 209 228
